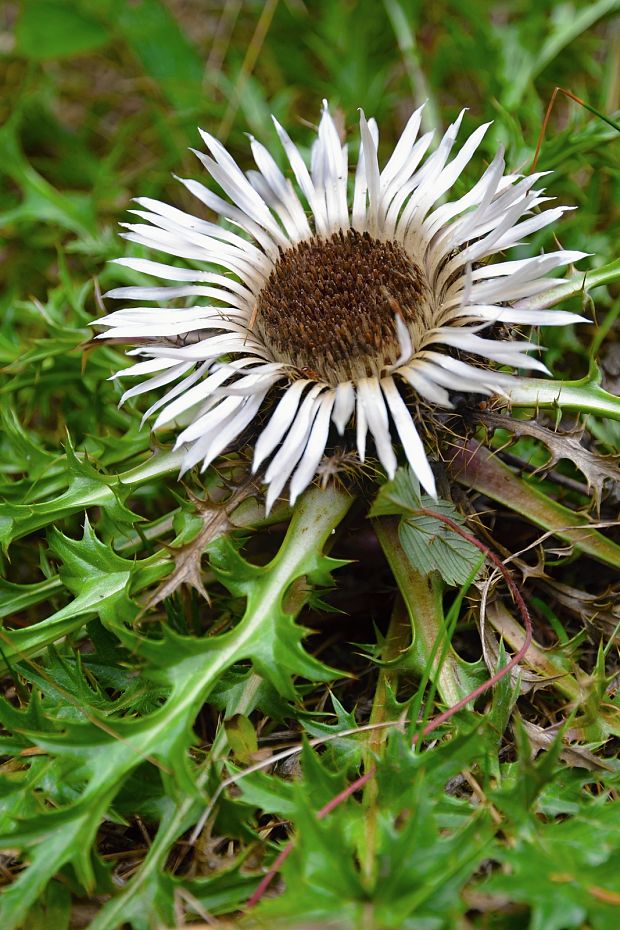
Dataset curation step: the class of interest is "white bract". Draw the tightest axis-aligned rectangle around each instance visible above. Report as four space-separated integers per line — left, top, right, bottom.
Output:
98 102 586 511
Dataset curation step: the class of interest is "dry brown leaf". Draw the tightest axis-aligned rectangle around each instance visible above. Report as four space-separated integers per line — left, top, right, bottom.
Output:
476 409 620 508
521 719 614 771
144 474 261 609
539 578 620 640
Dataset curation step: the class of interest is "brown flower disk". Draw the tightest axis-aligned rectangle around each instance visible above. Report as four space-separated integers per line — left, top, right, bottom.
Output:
255 229 426 383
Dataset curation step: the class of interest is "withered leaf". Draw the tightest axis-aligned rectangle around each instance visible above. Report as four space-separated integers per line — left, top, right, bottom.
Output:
476 409 620 509
144 474 260 608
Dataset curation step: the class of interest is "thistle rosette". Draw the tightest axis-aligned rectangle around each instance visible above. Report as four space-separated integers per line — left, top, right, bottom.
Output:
97 102 586 510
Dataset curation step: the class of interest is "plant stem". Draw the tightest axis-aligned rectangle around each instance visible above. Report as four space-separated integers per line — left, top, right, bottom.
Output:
486 602 583 703
373 517 477 706
360 597 410 888
450 441 620 569
516 257 620 311
504 374 620 421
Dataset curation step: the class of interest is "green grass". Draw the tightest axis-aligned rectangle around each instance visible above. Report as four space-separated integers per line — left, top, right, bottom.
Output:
1 1 620 928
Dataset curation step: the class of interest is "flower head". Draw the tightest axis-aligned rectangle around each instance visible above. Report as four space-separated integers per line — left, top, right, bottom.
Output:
98 102 586 510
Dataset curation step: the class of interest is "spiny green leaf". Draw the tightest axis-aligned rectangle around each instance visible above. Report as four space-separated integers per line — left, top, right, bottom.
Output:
0 795 115 927
1 470 135 548
50 516 133 597
0 409 59 483
486 801 620 930
235 767 298 820
206 508 350 696
0 519 141 666
0 487 352 930
257 727 496 928
0 575 63 620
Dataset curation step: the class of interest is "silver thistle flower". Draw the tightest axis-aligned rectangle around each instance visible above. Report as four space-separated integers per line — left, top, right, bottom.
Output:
98 102 586 510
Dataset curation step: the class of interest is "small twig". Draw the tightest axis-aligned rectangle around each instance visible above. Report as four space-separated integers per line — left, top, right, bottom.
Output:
530 86 620 173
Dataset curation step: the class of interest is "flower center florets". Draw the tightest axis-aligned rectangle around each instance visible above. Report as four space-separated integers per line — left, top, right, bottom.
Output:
255 229 427 384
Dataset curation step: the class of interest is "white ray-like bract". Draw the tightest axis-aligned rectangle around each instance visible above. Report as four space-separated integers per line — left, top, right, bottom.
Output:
98 101 587 508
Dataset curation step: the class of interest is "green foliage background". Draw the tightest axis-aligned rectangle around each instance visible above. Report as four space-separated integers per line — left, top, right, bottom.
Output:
1 1 620 928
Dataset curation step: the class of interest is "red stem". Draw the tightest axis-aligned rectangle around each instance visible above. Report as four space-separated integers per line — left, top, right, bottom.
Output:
530 86 586 173
247 508 532 908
